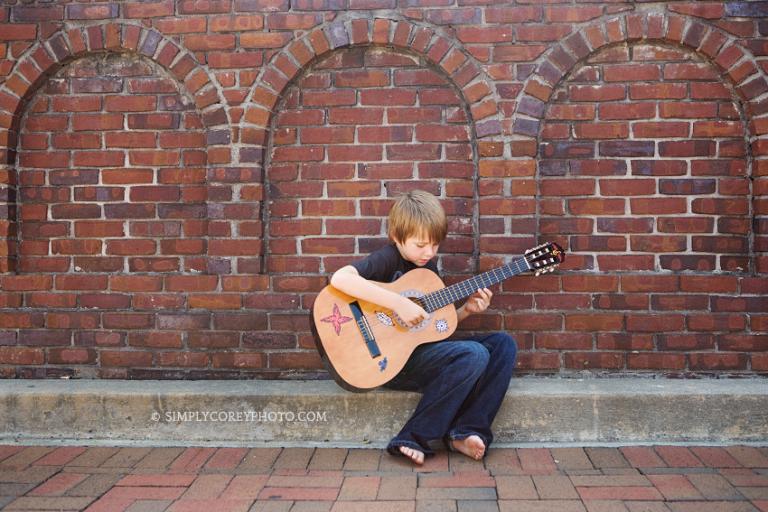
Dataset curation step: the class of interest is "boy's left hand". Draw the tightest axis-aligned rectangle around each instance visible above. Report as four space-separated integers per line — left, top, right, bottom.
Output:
464 287 492 314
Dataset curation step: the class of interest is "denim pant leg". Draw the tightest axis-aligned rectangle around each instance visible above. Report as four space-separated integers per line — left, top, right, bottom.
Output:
383 340 491 457
445 332 518 449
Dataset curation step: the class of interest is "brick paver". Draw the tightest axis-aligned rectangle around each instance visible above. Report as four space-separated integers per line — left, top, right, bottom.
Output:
0 445 765 511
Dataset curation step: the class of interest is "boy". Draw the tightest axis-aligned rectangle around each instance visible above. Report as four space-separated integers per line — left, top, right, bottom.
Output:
330 190 517 464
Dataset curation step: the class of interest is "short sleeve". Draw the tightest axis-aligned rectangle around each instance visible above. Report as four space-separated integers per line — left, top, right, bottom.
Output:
350 245 398 282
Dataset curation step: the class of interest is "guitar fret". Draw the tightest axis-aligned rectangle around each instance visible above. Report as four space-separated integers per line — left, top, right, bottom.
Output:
423 255 544 312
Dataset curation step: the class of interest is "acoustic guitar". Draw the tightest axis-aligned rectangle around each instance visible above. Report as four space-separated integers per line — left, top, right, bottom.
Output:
311 242 565 392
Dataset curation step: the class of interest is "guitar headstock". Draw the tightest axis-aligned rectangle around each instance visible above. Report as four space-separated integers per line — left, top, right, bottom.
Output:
524 242 566 276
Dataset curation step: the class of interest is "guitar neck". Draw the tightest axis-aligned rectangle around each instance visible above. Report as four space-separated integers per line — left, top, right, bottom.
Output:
422 257 530 313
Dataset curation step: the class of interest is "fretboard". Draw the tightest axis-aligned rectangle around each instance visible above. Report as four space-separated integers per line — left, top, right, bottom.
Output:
420 257 530 313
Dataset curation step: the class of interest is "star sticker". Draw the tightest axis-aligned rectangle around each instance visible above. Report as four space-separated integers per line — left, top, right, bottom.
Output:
321 303 352 336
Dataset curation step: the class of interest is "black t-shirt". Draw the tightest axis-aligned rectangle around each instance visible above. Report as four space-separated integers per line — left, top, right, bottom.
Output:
350 243 439 283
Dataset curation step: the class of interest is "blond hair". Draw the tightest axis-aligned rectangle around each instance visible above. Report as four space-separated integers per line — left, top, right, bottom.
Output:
387 190 447 244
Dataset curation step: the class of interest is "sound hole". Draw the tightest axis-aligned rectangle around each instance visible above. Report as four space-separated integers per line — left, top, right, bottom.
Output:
393 289 431 332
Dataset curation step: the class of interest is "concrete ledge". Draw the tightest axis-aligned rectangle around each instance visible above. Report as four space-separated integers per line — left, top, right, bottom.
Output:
1 378 766 447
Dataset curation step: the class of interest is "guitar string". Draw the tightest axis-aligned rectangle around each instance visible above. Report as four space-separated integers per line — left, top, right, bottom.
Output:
423 257 531 313
425 250 558 312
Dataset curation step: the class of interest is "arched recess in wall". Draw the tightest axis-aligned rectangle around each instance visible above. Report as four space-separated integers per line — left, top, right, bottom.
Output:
0 23 231 275
540 42 751 274
267 45 483 278
239 17 524 286
511 12 768 275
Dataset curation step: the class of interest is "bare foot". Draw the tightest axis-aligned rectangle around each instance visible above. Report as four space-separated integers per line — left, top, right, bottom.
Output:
450 435 485 460
398 445 425 465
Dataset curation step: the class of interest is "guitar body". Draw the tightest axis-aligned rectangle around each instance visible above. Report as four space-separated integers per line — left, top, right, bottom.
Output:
311 268 458 392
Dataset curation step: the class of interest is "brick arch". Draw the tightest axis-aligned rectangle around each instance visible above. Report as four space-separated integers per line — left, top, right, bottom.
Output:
0 22 231 273
514 12 768 139
512 12 768 274
0 22 230 161
239 16 505 155
238 16 517 279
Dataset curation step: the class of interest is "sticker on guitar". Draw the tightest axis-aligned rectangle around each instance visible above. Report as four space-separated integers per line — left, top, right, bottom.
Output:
320 303 352 336
375 312 394 327
390 289 431 331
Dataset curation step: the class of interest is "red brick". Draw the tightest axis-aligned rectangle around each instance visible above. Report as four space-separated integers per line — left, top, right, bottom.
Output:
577 486 663 501
568 198 626 215
688 450 741 471
109 275 162 292
268 13 322 30
691 82 731 99
0 24 37 40
455 26 513 44
210 14 264 31
494 44 548 62
518 24 571 42
360 89 417 106
100 350 152 367
725 446 768 467
545 5 603 22
569 84 626 101
32 447 88 466
633 122 689 138
630 83 687 99
604 64 661 82
29 472 89 496
620 446 666 468
630 198 687 214
669 2 725 19
627 353 686 371
516 448 558 475
574 122 628 139
600 103 656 120
169 448 216 472
693 121 744 137
660 102 718 118
655 446 705 468
179 0 231 14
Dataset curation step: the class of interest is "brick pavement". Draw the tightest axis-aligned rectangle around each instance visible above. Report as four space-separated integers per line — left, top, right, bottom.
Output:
0 444 766 511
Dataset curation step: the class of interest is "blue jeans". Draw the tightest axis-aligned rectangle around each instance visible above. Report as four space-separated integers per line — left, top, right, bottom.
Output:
383 332 517 457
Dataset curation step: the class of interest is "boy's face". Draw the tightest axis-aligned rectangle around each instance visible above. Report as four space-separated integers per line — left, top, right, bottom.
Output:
394 233 440 267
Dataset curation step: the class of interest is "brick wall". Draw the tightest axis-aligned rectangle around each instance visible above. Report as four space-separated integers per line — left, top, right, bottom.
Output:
0 1 766 379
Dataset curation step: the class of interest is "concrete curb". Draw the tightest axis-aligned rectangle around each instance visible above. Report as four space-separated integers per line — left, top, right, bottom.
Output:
1 378 766 447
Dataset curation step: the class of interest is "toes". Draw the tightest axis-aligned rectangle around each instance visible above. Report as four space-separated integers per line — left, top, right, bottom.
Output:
466 436 485 460
398 446 424 465
449 436 487 461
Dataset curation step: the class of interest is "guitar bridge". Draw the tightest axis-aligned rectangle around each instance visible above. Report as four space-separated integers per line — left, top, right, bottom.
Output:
349 301 381 359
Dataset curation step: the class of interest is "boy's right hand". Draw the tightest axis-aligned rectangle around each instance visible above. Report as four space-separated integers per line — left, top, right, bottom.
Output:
393 296 428 328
